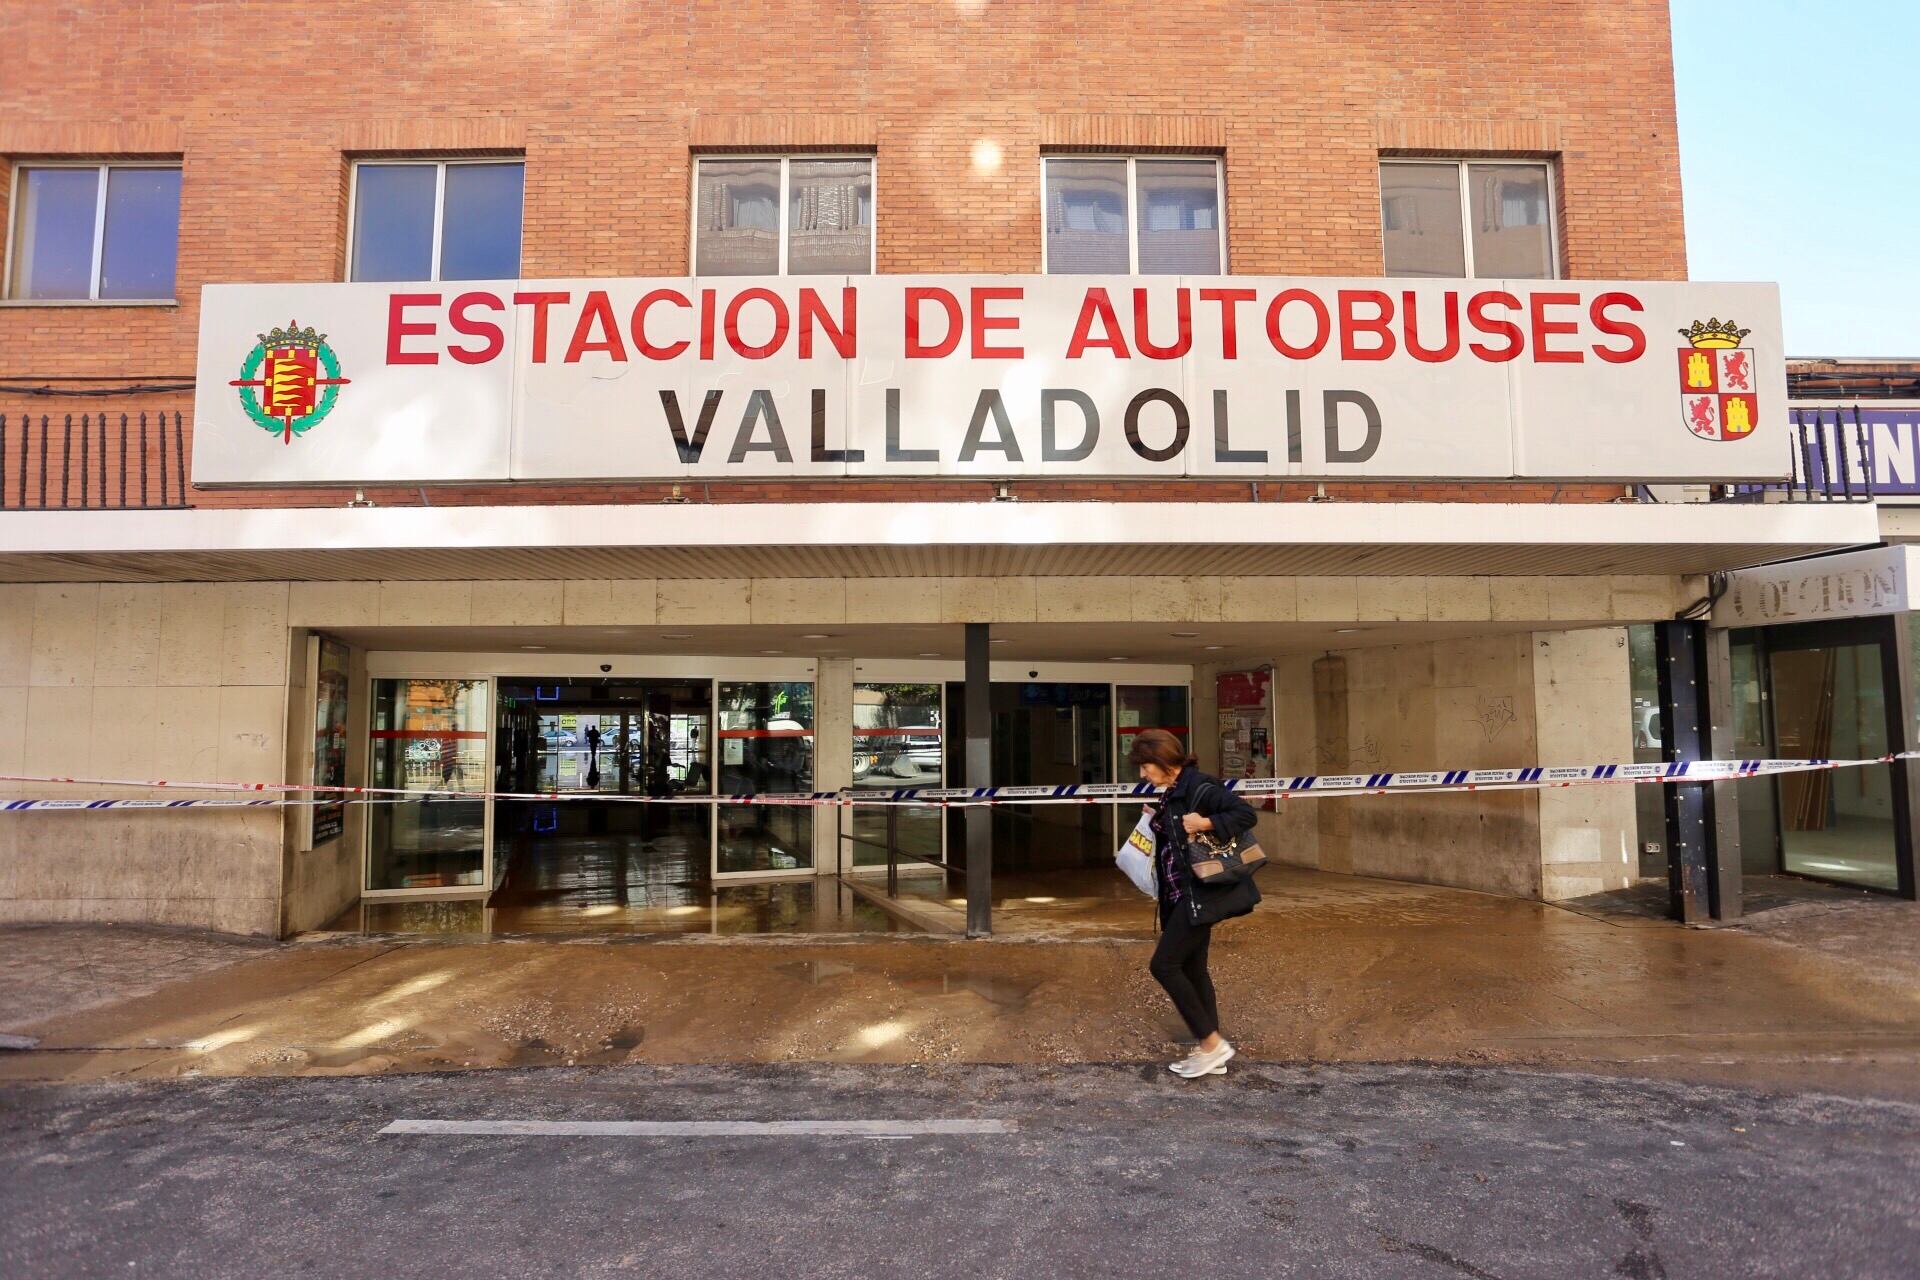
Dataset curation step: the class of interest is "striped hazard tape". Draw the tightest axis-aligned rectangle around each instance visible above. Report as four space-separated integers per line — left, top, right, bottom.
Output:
0 754 1912 812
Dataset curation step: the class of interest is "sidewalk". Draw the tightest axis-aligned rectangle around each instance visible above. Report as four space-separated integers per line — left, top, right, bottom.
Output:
5 868 1919 1101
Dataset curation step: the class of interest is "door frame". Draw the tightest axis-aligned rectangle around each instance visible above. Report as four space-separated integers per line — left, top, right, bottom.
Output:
1740 615 1918 898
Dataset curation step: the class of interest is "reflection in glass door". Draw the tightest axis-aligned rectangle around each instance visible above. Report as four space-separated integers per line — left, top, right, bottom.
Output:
717 681 815 873
1769 643 1899 891
367 678 490 892
851 682 944 869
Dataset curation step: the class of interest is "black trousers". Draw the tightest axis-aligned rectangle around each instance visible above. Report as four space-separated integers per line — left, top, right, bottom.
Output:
1149 905 1219 1041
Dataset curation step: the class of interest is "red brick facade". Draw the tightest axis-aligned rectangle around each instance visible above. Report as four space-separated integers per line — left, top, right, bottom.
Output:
0 0 1683 510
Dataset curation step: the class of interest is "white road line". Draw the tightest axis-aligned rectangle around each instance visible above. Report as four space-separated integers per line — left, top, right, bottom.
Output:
380 1119 1014 1138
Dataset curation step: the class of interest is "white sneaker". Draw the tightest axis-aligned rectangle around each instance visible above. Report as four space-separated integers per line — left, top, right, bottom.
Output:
1170 1040 1234 1078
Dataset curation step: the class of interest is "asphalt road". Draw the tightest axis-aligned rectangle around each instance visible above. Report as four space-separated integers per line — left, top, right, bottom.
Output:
3 1062 1917 1279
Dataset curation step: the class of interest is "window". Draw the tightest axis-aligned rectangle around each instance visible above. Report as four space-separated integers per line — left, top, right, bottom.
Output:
693 156 873 276
349 159 524 282
6 163 181 301
1043 156 1223 274
1380 159 1556 279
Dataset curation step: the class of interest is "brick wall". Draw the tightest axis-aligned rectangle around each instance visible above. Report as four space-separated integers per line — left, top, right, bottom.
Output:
0 0 1684 510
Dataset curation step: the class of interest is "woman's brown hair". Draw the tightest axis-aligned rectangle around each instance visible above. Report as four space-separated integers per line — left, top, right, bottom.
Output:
1126 728 1195 772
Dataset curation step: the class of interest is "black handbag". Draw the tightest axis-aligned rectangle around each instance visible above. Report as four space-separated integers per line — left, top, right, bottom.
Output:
1184 828 1266 886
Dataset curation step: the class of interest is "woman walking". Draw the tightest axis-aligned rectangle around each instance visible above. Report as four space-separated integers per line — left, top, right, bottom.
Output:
1127 728 1261 1079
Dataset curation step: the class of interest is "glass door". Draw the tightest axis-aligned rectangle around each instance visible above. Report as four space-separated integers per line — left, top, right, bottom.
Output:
366 677 491 893
1768 637 1900 891
716 680 816 874
850 682 945 870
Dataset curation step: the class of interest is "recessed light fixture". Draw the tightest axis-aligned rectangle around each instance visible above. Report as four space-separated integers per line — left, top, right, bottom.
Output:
662 633 693 640
1334 627 1362 634
1202 644 1226 651
519 644 548 650
800 633 837 640
1170 631 1199 638
760 649 784 655
989 638 1010 645
1107 656 1130 661
918 652 942 658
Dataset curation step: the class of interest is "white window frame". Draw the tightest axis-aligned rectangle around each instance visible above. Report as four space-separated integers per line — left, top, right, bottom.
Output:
344 157 525 284
689 154 878 277
1040 154 1227 275
1377 156 1560 280
3 160 182 302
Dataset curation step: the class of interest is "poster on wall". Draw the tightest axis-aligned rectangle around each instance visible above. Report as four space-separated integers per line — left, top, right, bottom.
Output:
311 635 350 845
1216 668 1276 810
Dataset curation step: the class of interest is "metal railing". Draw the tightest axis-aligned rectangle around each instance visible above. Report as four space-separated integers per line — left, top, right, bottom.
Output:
1712 406 1875 503
0 410 189 509
834 801 953 898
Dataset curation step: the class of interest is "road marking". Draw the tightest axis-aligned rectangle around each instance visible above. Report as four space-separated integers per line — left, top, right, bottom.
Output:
380 1119 1014 1138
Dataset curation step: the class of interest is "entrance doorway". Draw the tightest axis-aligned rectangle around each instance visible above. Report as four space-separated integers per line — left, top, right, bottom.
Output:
491 678 715 920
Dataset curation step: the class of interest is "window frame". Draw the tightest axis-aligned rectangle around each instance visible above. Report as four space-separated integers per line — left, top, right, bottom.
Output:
1040 154 1227 276
689 153 878 277
1377 156 1560 280
344 156 526 284
3 159 183 303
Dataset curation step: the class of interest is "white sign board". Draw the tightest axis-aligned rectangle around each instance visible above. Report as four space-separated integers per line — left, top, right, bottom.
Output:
193 275 1789 485
1714 544 1917 627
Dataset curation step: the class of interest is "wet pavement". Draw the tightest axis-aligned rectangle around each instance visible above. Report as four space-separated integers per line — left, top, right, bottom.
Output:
4 1062 1918 1278
4 867 1919 1101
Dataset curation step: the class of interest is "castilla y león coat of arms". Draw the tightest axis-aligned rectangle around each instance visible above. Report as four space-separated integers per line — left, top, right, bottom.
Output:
1676 318 1757 442
229 321 351 444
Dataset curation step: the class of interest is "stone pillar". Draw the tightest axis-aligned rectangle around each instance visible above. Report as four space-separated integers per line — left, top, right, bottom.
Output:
1533 627 1640 902
812 656 854 875
1313 654 1353 874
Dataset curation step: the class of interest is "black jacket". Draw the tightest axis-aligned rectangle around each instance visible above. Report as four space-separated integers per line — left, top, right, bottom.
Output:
1150 766 1263 927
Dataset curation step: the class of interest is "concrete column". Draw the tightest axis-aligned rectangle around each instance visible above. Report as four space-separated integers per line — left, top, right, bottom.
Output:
813 657 854 875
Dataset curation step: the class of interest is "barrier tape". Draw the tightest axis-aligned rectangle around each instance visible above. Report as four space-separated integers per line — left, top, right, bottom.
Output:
1 754 1912 812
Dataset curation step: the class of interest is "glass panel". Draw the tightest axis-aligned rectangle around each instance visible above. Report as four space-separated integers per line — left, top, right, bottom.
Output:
1730 636 1779 874
1044 158 1129 273
1135 160 1220 275
439 162 524 280
1380 161 1466 278
1627 625 1666 876
1468 162 1554 279
368 678 489 891
787 158 872 275
351 164 437 282
9 167 99 299
1770 644 1898 891
851 683 943 869
694 159 781 276
1118 684 1192 842
98 168 181 300
717 681 814 872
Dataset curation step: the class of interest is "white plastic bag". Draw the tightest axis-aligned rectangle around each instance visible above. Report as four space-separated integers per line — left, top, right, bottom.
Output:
1115 809 1158 899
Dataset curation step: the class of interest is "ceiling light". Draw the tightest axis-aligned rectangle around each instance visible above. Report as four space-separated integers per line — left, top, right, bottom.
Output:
800 633 837 640
1170 631 1198 638
1202 644 1226 651
1107 656 1130 661
662 633 693 640
918 652 942 658
519 645 548 651
760 649 784 655
989 638 1010 645
1334 627 1362 634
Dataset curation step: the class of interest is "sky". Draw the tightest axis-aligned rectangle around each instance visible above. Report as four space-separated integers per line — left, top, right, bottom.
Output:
1670 0 1918 357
